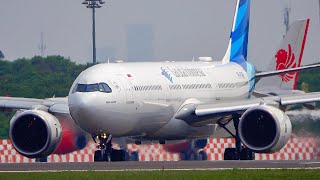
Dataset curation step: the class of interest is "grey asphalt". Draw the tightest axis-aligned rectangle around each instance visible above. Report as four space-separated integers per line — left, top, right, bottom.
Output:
1 161 320 171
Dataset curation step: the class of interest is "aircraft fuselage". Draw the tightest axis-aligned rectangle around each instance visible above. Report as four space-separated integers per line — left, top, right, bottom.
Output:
68 61 252 140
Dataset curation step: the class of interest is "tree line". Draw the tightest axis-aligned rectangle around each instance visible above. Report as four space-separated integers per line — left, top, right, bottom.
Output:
0 56 90 139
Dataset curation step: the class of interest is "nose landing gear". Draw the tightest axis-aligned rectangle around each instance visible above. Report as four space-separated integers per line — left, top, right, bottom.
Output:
92 134 126 162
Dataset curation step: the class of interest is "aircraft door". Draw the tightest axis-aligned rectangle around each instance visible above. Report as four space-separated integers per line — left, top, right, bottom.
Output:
116 74 134 104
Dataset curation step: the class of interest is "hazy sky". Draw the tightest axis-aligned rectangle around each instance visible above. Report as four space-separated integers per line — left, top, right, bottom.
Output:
0 0 319 70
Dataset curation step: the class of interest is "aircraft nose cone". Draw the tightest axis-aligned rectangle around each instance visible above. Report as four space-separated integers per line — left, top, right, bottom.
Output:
68 92 134 136
68 94 96 128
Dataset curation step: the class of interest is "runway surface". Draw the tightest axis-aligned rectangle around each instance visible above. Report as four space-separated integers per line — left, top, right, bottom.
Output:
1 161 320 171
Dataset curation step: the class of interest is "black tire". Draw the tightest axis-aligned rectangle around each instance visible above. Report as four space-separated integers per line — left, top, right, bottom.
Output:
103 152 111 162
94 150 103 162
130 151 139 161
240 148 255 160
224 148 237 160
198 150 208 161
111 149 126 161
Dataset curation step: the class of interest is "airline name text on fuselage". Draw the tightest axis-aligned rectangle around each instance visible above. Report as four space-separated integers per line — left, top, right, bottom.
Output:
161 67 207 81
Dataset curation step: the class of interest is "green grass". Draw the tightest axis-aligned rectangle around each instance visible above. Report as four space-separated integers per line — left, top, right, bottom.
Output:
0 169 320 180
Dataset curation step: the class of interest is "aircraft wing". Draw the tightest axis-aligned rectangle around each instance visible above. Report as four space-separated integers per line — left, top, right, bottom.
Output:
175 92 320 125
0 97 69 114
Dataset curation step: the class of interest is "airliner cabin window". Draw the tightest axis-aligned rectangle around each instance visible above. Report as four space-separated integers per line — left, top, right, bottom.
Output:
75 83 112 93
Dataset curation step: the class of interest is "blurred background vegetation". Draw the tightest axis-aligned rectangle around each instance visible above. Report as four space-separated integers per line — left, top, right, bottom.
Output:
0 56 90 139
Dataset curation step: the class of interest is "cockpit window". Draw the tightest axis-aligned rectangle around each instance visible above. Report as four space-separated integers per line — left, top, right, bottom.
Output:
74 83 112 93
75 84 87 92
100 83 112 93
86 84 100 92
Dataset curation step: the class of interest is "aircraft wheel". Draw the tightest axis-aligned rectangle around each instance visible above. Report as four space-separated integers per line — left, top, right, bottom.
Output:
240 148 255 160
130 151 139 161
94 150 103 162
224 148 238 160
111 149 126 161
198 150 208 161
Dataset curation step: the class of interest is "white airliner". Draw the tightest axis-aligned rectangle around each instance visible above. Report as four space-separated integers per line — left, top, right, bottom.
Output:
2 0 320 161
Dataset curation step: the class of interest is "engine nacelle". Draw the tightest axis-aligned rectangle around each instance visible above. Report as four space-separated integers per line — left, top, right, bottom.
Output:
9 110 62 158
238 105 292 153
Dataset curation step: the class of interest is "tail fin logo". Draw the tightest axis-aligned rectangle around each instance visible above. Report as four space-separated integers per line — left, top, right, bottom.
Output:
275 44 297 82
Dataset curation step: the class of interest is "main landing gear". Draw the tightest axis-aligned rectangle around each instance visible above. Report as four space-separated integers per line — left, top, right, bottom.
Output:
92 134 126 162
218 114 255 160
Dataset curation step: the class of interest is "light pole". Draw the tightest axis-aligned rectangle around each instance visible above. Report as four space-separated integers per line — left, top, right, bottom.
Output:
82 0 105 65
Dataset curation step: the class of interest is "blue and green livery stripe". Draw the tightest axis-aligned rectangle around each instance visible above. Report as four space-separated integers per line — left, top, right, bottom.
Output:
230 0 250 62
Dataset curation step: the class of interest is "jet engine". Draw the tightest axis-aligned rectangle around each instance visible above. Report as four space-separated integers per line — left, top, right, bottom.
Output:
238 105 292 153
9 110 62 158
